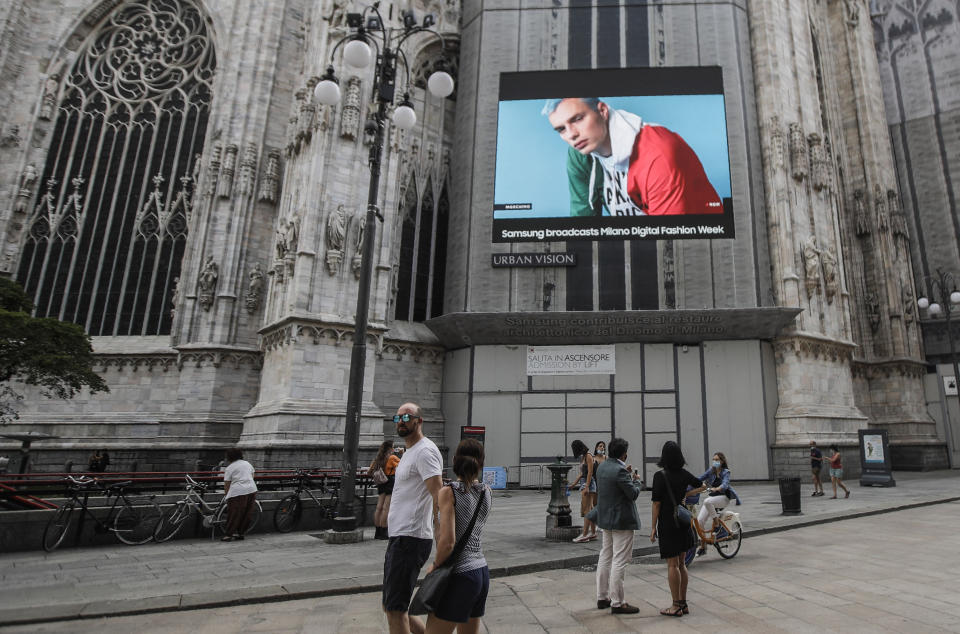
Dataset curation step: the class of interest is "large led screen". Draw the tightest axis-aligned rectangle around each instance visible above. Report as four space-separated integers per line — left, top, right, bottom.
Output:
493 67 734 243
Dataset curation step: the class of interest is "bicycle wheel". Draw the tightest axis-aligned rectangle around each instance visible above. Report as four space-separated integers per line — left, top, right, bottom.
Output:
42 502 75 552
214 498 262 536
244 500 262 535
154 502 190 543
114 495 163 545
713 520 742 559
273 494 302 532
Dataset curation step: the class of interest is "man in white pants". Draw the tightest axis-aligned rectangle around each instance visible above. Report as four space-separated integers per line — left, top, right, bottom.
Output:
592 437 643 614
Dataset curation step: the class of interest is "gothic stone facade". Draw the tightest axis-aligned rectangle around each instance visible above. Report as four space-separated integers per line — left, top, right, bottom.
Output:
0 0 949 475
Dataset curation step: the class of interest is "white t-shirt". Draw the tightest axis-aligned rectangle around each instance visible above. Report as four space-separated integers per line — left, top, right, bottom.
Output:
387 436 443 539
223 459 257 499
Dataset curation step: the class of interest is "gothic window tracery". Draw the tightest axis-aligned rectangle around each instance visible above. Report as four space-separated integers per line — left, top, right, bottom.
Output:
17 0 215 336
393 175 449 322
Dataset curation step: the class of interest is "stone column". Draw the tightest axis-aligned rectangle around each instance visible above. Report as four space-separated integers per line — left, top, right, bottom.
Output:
748 0 869 470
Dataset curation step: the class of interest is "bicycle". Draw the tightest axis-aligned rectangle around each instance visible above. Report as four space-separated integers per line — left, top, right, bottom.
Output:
153 474 262 542
682 493 743 565
273 469 340 532
42 476 162 552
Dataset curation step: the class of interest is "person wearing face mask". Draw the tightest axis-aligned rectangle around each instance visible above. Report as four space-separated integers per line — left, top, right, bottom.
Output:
694 452 740 556
593 441 607 468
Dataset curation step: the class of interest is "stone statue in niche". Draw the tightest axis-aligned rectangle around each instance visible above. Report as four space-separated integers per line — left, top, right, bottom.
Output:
844 0 860 27
326 0 350 30
245 264 265 314
20 163 37 193
352 212 365 279
769 116 785 168
218 144 238 199
854 189 870 237
902 282 915 324
197 256 219 312
170 277 180 319
789 123 808 182
297 90 315 145
325 204 348 275
275 214 300 261
238 143 258 197
821 248 838 302
866 292 881 332
874 184 888 232
888 189 909 240
39 74 60 121
802 236 821 297
258 150 281 204
205 143 222 198
1 125 21 148
808 133 830 192
341 77 362 140
191 153 202 188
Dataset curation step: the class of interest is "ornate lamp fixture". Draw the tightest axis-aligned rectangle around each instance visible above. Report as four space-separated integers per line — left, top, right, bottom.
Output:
314 2 453 535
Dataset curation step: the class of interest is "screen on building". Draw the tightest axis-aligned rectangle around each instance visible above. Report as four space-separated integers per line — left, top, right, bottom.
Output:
493 67 734 243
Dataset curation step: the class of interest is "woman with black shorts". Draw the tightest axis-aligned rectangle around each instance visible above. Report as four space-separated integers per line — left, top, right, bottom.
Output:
370 440 400 540
649 441 706 618
424 439 491 634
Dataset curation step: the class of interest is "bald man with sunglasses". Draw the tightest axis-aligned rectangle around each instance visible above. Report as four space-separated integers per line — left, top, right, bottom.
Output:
382 402 444 634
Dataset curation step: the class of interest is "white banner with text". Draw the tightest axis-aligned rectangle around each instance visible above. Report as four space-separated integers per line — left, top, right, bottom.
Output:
526 345 616 375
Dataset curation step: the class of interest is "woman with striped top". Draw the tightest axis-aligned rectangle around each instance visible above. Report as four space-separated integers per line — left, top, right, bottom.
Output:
424 439 492 634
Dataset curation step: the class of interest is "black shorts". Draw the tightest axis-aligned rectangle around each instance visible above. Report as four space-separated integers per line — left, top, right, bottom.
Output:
382 536 433 612
377 476 395 495
432 566 489 623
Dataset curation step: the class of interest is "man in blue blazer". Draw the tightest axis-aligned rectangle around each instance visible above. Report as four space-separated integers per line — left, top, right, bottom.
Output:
593 437 643 614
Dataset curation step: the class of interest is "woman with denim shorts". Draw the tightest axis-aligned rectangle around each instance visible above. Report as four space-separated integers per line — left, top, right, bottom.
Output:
424 439 491 633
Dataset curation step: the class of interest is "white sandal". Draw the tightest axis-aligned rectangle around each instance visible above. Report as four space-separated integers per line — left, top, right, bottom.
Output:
572 534 591 543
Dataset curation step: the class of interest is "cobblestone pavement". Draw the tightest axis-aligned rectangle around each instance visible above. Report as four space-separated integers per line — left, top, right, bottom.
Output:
4 502 959 633
1 470 958 630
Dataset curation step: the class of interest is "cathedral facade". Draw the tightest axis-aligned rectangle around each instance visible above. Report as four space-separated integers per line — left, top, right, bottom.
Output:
0 0 954 477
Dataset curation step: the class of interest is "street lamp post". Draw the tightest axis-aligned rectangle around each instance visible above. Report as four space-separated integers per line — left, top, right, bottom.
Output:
917 268 960 468
313 2 453 534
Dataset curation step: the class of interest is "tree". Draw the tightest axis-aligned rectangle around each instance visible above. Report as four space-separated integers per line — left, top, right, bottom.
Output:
0 277 108 422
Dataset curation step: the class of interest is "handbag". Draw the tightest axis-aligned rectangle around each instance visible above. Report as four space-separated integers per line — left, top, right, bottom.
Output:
408 485 486 615
662 470 692 529
371 467 388 485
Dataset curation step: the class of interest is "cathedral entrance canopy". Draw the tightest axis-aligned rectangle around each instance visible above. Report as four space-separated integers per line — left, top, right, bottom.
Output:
425 308 802 348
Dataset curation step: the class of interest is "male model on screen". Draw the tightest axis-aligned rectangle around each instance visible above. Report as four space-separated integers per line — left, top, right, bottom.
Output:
543 98 724 217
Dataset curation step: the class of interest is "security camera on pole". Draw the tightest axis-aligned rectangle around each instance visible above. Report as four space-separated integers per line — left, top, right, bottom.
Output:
313 2 453 541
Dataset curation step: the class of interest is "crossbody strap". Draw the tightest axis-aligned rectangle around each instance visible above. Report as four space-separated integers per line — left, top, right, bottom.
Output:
661 469 680 508
443 484 486 568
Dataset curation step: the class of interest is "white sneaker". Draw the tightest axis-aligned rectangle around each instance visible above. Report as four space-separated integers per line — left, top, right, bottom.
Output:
572 534 590 543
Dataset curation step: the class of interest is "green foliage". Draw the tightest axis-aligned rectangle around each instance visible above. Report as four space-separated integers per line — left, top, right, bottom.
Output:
0 277 108 422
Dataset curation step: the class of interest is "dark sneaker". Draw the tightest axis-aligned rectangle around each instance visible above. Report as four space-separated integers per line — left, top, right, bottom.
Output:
611 603 640 614
597 599 611 609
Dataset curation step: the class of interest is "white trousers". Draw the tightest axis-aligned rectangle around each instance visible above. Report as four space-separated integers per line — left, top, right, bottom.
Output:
596 529 634 607
698 494 729 531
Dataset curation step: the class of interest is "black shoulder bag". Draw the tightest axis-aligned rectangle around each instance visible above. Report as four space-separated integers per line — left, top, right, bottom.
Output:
409 485 486 615
662 470 693 529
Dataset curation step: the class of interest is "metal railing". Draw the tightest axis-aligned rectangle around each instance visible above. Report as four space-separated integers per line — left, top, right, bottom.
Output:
0 468 377 510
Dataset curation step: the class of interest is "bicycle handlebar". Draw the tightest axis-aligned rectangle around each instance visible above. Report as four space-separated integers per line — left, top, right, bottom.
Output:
65 475 96 487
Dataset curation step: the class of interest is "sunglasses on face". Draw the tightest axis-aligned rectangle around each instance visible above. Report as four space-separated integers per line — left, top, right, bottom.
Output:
393 413 421 423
